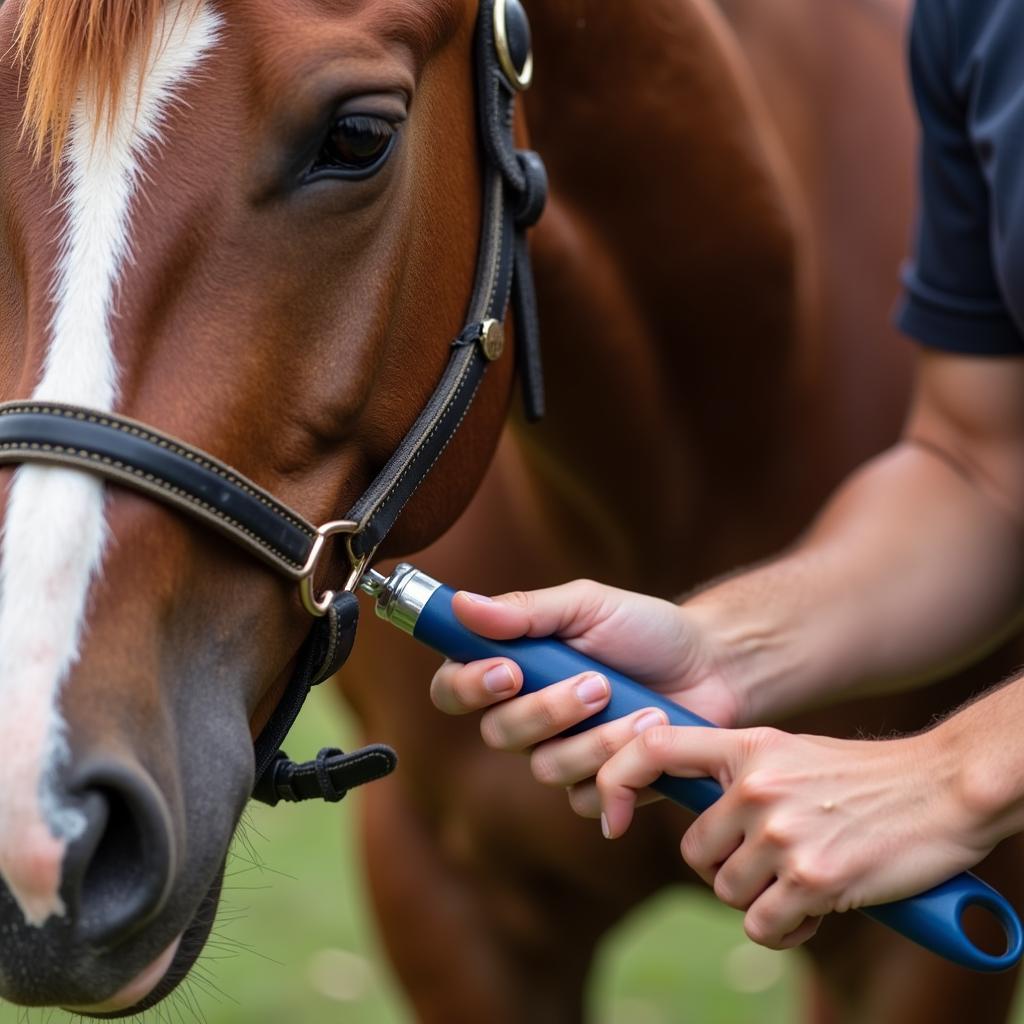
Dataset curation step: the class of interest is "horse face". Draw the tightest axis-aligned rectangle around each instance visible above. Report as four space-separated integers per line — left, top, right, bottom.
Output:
0 0 509 1012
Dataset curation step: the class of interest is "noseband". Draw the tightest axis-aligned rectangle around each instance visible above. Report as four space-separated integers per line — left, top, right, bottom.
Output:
0 0 548 807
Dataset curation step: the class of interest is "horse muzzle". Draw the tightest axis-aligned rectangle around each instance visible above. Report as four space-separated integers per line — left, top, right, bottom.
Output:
63 757 177 949
0 757 179 1004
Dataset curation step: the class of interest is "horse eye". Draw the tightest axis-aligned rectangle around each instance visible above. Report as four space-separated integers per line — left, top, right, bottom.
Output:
309 115 397 180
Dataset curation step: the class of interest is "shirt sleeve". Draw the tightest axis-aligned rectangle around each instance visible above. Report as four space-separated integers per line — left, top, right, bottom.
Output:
895 0 1024 354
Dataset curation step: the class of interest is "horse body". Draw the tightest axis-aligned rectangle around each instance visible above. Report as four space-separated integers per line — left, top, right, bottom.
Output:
343 1 1024 1021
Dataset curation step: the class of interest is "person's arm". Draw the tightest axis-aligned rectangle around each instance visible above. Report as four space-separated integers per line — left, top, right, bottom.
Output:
428 351 1024 949
432 350 1024 746
684 349 1024 723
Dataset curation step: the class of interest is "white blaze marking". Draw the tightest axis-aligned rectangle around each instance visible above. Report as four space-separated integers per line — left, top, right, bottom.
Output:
0 0 220 927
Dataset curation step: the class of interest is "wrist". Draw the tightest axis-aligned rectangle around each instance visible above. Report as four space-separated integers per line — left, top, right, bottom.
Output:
680 595 814 726
939 698 1024 852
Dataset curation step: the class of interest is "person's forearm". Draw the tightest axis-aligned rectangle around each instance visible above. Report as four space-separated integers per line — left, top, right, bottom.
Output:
684 440 1024 723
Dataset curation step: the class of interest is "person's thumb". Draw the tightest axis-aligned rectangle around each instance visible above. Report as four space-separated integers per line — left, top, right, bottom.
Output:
451 580 608 641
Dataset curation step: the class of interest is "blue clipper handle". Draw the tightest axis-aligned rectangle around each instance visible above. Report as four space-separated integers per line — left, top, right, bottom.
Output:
413 584 1023 973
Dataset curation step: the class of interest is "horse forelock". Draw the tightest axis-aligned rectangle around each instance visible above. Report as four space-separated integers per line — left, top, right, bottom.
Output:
15 0 201 175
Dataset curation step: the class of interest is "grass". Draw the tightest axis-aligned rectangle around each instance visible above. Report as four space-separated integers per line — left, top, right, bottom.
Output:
0 687 1018 1023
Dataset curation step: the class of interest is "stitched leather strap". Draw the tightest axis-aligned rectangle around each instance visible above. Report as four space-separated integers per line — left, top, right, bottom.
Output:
0 403 318 577
251 591 362 792
345 329 493 560
344 0 547 557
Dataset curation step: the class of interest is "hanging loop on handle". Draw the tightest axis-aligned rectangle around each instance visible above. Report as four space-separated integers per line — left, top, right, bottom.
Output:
862 872 1024 973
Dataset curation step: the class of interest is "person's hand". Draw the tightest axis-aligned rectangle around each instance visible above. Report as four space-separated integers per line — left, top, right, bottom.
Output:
594 723 992 949
429 581 742 806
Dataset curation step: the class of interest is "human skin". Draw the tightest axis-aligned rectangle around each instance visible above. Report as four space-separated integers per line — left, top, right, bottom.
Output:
430 348 1024 948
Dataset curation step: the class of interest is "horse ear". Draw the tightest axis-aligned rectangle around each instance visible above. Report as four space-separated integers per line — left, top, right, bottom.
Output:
493 0 533 91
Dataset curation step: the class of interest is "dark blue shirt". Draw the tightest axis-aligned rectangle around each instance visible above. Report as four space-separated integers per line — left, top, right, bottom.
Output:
898 0 1024 355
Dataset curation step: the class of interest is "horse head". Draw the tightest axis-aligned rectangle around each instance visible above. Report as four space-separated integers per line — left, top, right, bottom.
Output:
0 0 539 1012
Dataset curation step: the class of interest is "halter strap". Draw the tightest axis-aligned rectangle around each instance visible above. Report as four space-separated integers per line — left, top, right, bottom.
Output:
0 403 317 576
344 0 548 560
0 0 546 806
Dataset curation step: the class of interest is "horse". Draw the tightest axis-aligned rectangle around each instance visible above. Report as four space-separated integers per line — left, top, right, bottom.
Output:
340 0 1024 1021
0 0 1018 1020
0 0 529 1012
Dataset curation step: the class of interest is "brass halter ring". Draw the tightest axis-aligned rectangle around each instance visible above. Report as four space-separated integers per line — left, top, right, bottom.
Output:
493 0 533 91
299 520 372 616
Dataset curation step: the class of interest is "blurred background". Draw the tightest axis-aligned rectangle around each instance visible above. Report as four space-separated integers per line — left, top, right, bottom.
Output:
2 684 1024 1022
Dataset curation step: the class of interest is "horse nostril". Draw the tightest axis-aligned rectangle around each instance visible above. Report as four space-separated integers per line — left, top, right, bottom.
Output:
65 762 175 950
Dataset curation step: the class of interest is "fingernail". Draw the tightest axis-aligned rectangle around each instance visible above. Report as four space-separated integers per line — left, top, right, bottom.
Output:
633 710 667 734
464 592 494 604
483 664 516 694
575 673 609 705
601 812 611 839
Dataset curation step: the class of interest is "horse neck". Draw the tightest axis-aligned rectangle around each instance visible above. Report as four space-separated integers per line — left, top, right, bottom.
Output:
511 0 818 587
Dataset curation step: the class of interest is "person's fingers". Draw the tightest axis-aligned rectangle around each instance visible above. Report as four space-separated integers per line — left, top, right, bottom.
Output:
774 916 823 950
679 803 745 887
567 780 663 819
598 726 742 838
478 672 613 751
709 839 777 911
450 580 611 641
744 877 829 950
528 707 669 787
430 658 522 715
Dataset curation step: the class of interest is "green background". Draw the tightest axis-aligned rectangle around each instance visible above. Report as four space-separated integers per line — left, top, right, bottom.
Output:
0 687 1018 1023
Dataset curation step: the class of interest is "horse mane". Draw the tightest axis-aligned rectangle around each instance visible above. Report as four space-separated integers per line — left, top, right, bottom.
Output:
15 0 171 174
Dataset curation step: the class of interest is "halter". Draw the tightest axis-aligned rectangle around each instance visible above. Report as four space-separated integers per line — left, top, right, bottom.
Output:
0 0 547 807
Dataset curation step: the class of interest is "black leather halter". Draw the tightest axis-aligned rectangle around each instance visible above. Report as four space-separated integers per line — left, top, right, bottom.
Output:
0 0 547 807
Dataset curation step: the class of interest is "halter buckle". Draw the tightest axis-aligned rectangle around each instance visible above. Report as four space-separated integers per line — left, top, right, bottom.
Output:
493 0 533 91
299 520 363 617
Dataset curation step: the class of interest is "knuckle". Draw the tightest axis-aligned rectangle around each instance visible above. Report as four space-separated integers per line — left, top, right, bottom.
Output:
479 712 512 751
736 770 779 805
746 726 783 751
535 690 563 732
428 663 460 708
594 726 621 762
712 871 738 908
744 915 782 950
529 747 563 787
679 826 707 870
594 761 619 796
430 660 456 685
498 590 532 611
760 815 795 848
566 579 609 622
569 578 602 600
427 678 446 710
786 855 839 894
567 783 599 818
636 724 675 757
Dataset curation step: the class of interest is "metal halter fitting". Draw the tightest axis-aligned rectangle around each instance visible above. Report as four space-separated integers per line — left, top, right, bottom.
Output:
0 0 548 806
